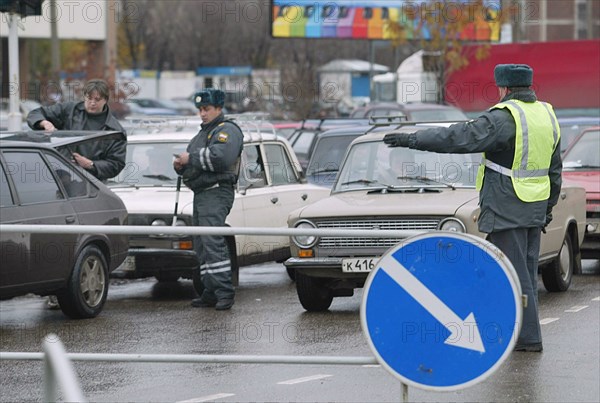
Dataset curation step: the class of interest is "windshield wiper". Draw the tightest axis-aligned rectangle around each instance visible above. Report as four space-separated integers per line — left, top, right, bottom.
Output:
310 167 339 175
340 178 379 186
143 174 174 181
396 175 456 190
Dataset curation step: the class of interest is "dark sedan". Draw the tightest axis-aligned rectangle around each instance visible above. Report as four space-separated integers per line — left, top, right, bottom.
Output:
0 131 128 318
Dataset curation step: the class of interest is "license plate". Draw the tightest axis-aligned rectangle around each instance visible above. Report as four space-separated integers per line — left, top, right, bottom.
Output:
119 256 136 272
342 257 378 273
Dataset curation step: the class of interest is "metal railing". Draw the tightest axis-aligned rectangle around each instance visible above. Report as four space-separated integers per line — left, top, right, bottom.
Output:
0 224 425 239
1 336 389 403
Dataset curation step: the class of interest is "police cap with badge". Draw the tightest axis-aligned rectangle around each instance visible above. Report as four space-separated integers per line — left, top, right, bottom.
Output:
194 88 226 108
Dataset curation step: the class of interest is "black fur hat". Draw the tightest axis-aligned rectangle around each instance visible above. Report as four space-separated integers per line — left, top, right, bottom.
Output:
494 64 533 87
194 88 225 108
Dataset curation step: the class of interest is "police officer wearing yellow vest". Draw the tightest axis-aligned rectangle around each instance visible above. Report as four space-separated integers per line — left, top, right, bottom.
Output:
174 88 243 310
383 64 562 352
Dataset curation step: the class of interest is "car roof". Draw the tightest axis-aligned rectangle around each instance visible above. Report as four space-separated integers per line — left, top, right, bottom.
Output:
0 130 126 148
126 127 281 144
347 122 456 144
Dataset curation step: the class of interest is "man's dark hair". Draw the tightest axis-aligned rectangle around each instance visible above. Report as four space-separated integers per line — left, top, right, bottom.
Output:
83 79 110 101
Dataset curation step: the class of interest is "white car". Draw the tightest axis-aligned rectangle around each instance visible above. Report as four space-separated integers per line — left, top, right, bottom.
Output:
107 119 330 293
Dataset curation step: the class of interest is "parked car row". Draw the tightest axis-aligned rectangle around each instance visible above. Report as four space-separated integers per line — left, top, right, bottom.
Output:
1 110 595 318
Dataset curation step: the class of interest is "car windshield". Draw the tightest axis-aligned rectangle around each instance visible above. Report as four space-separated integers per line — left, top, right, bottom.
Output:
306 134 358 176
333 140 480 192
106 142 188 187
558 120 600 153
562 129 600 169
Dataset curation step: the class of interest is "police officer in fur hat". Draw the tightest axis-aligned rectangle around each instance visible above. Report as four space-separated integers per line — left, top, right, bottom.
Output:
383 64 562 352
174 88 243 310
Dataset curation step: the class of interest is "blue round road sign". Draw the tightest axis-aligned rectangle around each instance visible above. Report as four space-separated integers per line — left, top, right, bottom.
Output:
361 232 522 391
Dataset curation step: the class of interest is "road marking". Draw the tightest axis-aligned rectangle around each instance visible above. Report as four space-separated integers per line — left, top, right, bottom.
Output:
277 374 332 385
177 393 235 403
565 305 589 313
540 317 559 325
592 297 600 302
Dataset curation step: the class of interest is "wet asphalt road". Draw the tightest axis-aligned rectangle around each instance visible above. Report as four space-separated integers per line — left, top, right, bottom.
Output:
1 260 599 402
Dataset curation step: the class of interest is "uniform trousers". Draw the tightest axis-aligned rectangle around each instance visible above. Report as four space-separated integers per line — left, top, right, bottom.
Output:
192 184 235 302
488 227 543 345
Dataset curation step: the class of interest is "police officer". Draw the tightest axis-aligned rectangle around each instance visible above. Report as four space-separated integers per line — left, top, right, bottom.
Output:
383 64 562 352
173 88 243 310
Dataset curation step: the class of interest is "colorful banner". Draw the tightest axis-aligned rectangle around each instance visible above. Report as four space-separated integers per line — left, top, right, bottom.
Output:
271 1 502 41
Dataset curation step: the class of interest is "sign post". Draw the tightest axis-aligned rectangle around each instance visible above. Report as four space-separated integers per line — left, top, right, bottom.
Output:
361 232 522 393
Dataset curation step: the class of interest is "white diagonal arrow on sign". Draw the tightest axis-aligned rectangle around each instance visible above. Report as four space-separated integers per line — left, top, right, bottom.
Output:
379 254 486 353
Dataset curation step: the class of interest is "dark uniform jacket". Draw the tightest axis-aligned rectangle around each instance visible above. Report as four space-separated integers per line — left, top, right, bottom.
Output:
403 89 562 233
177 113 244 192
27 101 127 180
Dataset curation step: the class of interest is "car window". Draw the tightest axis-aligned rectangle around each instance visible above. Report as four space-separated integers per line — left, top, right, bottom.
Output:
291 130 317 156
239 144 266 188
45 154 89 198
563 129 600 168
263 143 299 185
3 151 64 204
0 161 15 207
307 134 359 176
111 142 187 186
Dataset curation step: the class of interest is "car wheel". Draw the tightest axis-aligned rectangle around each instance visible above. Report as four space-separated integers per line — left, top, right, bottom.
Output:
296 273 333 311
286 266 296 281
542 232 573 292
57 245 109 319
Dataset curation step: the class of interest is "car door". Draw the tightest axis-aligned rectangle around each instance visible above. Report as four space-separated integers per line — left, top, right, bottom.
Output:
261 142 323 252
0 157 27 295
234 143 284 261
2 149 79 287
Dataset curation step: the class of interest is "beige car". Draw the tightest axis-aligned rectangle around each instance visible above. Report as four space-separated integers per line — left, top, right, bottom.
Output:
285 126 587 311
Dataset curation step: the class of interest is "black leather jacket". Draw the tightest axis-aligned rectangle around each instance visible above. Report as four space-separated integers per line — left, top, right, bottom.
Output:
27 101 127 180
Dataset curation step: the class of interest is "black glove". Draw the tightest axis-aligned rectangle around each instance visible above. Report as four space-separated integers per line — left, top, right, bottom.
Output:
383 132 410 148
542 212 552 234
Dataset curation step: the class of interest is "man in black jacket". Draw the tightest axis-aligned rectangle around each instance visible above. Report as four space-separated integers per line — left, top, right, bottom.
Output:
28 79 127 309
383 64 562 352
27 78 126 181
174 88 243 311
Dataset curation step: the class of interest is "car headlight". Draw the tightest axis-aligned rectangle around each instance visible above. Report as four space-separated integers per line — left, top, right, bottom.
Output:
438 218 466 233
151 219 167 226
292 220 318 248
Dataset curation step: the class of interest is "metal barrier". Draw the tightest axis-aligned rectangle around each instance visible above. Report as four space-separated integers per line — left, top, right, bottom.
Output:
39 334 86 402
0 224 425 238
1 336 386 403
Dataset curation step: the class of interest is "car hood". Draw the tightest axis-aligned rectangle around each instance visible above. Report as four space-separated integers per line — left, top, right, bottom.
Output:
563 172 600 194
110 186 194 215
294 188 479 219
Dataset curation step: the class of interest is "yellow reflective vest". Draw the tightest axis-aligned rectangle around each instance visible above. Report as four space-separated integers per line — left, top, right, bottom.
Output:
476 100 560 202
